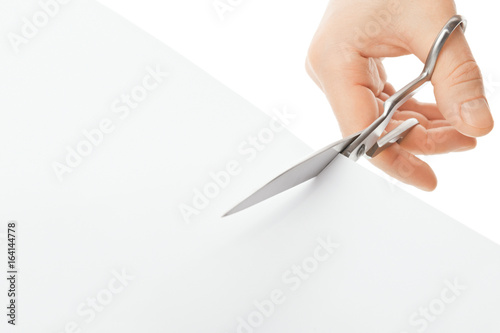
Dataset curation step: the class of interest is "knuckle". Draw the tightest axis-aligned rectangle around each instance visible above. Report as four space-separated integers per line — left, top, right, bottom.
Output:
447 59 483 87
307 34 348 74
306 39 325 72
422 132 435 155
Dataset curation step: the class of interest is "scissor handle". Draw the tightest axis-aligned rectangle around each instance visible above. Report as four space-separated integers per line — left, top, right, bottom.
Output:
342 15 467 160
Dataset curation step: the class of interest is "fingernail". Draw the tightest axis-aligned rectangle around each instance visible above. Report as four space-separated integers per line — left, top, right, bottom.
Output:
460 98 493 129
454 146 474 152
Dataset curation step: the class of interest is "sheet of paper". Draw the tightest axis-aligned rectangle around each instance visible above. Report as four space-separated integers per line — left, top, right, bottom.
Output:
0 1 499 332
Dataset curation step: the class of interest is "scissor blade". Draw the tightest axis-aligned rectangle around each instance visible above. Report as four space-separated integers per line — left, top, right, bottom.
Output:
223 135 358 217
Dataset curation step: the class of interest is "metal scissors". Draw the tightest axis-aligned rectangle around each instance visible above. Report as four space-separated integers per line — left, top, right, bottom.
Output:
223 15 466 217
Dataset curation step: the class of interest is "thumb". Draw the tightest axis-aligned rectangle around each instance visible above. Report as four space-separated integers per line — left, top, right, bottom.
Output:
412 20 494 137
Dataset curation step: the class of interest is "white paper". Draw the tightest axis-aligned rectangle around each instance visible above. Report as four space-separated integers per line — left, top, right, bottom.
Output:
0 1 499 332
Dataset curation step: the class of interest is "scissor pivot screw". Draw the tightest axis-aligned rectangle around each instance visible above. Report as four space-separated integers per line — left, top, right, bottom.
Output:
357 145 365 158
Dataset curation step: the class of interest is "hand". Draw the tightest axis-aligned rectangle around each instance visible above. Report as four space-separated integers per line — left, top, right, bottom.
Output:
306 0 494 190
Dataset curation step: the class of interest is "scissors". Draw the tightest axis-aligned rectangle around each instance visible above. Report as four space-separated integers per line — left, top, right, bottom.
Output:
223 15 466 217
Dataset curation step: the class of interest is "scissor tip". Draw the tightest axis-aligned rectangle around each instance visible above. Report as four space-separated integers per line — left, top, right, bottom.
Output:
221 209 234 218
221 205 242 218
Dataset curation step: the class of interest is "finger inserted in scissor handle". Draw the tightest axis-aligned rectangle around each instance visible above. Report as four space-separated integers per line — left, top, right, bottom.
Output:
341 15 467 162
365 118 419 159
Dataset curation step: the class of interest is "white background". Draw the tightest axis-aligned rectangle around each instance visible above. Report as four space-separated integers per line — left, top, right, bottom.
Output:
96 0 499 243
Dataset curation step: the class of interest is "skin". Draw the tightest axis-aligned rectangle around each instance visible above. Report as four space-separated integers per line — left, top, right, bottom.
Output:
306 0 494 190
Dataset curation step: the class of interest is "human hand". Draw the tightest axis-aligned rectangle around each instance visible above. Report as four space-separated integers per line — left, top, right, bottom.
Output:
306 0 494 190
